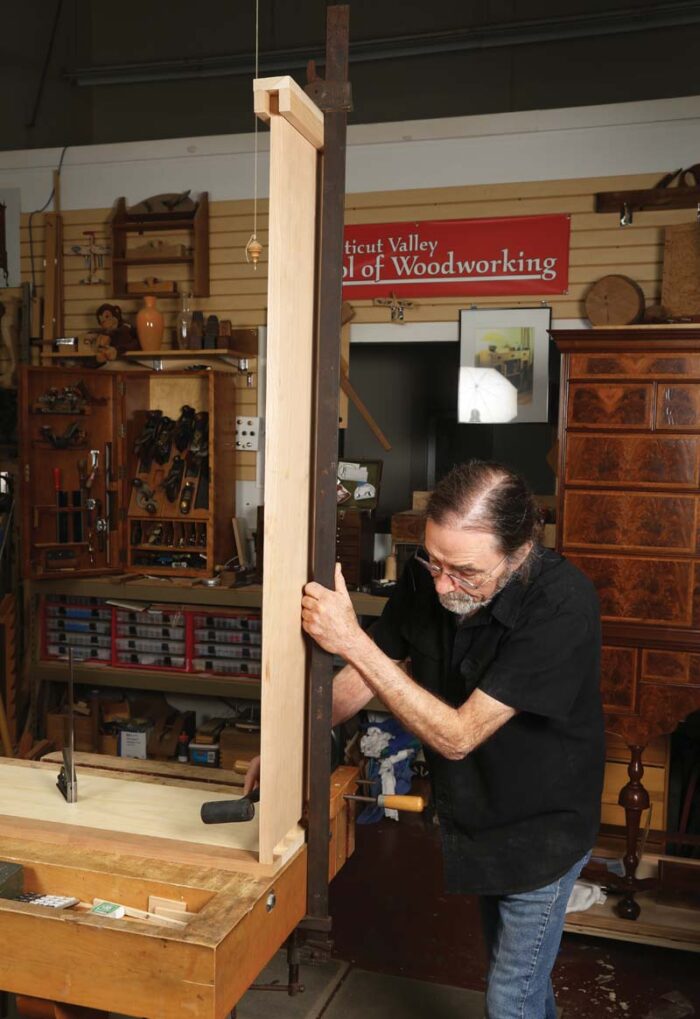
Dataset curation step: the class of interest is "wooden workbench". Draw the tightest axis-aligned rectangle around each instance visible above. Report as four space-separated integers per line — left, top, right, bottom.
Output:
0 757 359 1019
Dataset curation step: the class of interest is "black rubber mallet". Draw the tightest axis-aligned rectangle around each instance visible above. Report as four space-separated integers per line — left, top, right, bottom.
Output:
200 786 260 824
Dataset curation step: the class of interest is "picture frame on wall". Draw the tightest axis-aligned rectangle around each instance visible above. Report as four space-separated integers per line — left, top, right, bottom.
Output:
458 306 552 424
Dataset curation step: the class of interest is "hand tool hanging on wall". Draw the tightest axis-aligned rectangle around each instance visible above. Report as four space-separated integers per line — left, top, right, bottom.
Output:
40 421 85 449
83 449 99 565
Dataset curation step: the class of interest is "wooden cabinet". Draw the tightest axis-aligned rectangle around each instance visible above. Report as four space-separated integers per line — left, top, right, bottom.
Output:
554 328 700 920
19 366 236 579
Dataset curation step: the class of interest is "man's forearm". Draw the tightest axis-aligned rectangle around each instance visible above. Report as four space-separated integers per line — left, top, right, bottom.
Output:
332 662 375 726
340 629 515 759
340 630 471 758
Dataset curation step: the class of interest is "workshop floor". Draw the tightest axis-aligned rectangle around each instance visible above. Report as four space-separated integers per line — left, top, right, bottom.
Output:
326 815 700 1019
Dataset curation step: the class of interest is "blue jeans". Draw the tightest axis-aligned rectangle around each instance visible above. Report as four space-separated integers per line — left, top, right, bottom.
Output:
479 852 590 1019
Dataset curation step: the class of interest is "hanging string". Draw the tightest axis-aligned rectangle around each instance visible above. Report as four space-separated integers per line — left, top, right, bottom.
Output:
246 0 263 267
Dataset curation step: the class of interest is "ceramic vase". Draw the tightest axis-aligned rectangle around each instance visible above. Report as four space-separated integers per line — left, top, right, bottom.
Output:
136 295 164 352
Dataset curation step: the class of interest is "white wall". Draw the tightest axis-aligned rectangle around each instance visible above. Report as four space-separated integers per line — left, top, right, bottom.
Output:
0 95 699 212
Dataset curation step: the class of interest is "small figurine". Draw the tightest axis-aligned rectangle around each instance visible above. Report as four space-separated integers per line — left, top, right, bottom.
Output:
88 303 139 364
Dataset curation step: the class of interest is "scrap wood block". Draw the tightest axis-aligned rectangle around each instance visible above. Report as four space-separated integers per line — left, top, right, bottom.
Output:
196 717 229 744
391 510 425 545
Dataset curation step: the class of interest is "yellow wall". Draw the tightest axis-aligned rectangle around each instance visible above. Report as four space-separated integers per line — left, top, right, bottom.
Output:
18 169 698 481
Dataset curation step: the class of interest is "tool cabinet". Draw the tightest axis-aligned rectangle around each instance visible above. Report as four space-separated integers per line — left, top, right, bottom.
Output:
19 366 237 579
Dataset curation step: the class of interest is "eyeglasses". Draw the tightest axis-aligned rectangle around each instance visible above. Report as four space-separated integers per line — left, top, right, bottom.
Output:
414 550 508 591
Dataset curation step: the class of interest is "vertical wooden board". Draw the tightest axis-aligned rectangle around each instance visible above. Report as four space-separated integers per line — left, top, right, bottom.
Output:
259 111 319 864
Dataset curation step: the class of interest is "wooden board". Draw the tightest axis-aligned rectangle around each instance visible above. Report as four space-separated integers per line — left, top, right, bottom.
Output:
0 759 303 875
256 77 323 865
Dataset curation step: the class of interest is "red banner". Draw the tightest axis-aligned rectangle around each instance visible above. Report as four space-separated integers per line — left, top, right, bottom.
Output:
342 214 570 300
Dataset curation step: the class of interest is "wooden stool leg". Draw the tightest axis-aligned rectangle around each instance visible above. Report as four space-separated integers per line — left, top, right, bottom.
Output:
616 744 650 920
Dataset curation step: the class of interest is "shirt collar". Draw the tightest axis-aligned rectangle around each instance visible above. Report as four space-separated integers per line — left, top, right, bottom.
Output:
489 548 546 627
451 548 547 630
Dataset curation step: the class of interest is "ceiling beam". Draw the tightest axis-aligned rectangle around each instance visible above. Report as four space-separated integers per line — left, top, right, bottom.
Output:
66 2 700 87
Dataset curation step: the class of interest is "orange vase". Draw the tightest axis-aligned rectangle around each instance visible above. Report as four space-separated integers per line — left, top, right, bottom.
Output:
136 295 164 352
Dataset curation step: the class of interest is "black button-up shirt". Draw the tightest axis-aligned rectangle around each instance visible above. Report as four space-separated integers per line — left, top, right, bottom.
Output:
371 548 605 896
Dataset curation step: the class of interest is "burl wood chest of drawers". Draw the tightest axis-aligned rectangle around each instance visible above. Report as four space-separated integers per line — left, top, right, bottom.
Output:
553 328 700 920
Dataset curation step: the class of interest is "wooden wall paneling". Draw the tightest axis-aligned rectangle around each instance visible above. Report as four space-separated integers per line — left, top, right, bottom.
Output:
22 172 698 336
254 76 324 866
18 172 700 480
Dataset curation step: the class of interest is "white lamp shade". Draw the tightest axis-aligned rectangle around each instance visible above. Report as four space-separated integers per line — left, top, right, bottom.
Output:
458 367 518 424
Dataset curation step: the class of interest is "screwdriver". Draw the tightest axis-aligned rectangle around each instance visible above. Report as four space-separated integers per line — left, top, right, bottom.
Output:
343 793 426 812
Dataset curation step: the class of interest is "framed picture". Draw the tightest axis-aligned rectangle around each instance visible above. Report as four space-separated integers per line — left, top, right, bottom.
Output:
458 306 552 424
337 459 382 511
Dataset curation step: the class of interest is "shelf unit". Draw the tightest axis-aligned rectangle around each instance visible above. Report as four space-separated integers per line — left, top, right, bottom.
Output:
124 349 254 371
26 577 387 699
110 194 210 299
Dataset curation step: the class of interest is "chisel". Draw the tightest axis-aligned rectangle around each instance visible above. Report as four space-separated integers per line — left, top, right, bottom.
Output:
343 793 426 813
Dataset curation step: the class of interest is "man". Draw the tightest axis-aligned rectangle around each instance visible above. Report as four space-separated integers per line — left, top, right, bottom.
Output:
248 460 605 1019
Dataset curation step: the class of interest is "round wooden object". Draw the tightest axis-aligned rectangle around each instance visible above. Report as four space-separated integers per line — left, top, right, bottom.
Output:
585 275 645 326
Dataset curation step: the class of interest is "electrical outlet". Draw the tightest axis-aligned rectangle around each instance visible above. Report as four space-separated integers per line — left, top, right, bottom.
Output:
235 416 263 451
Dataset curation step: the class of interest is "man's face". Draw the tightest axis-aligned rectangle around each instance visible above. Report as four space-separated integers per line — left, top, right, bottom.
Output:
423 519 518 616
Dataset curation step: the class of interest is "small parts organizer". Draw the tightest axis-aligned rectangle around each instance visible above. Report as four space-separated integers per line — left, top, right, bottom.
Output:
41 596 261 677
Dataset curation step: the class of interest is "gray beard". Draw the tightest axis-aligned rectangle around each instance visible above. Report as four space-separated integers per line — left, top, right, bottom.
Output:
438 567 513 618
438 589 494 616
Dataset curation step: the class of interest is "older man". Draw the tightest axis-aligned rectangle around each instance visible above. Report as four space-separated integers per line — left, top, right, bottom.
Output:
251 460 604 1019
